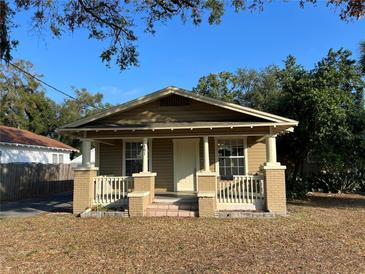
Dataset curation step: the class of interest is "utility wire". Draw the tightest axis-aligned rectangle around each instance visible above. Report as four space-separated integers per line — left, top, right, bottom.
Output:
1 57 102 110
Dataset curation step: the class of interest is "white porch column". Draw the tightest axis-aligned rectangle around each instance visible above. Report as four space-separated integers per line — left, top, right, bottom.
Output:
81 139 92 167
203 136 210 172
142 137 148 172
266 135 277 164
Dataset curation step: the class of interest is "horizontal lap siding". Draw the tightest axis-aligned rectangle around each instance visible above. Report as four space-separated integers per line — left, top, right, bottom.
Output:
99 142 123 176
96 98 261 124
152 139 174 192
247 137 266 175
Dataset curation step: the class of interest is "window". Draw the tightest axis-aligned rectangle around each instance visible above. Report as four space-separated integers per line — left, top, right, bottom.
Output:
217 139 245 180
52 154 58 164
125 141 143 176
59 154 64 164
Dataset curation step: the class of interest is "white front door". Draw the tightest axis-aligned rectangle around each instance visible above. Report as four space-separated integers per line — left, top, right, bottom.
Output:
173 138 199 192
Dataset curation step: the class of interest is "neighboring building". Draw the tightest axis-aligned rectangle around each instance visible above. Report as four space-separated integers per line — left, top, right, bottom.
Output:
59 86 298 217
0 125 78 164
70 148 96 168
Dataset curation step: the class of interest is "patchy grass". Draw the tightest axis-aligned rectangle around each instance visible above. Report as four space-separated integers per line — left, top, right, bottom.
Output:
1 193 364 273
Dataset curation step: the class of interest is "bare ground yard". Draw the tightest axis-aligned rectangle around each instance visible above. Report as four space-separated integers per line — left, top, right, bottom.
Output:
1 193 364 273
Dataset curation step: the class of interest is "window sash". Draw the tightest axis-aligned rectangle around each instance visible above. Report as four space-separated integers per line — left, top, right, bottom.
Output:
217 139 245 179
124 141 144 176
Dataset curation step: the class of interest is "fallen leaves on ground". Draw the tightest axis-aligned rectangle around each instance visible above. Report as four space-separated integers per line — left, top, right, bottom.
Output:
1 192 364 273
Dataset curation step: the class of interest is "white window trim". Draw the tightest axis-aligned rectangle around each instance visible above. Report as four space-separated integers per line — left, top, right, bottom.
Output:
215 136 248 178
58 154 64 164
122 139 152 176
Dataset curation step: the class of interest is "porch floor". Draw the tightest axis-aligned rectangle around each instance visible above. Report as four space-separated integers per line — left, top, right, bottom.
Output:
147 192 198 217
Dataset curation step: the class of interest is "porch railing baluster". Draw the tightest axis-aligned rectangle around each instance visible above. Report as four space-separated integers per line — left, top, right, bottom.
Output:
216 175 264 210
92 176 132 207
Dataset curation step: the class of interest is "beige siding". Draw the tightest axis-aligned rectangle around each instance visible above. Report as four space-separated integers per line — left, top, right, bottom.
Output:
99 142 123 176
247 136 266 175
97 136 265 191
96 96 263 125
152 138 174 192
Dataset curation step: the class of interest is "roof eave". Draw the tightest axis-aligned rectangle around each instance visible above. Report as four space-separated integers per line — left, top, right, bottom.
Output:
59 86 299 130
0 141 79 152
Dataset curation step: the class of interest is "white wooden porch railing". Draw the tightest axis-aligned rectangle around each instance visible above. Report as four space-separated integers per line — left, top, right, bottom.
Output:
216 175 264 209
93 176 132 206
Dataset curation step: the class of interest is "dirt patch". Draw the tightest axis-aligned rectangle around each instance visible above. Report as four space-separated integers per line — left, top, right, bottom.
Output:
1 193 364 273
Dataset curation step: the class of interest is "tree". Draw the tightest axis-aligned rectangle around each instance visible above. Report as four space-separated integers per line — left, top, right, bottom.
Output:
193 66 281 112
360 41 365 73
0 60 57 136
0 60 110 151
193 48 365 194
1 0 364 70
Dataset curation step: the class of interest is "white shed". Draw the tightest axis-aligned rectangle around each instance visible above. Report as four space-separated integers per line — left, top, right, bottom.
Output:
0 125 78 164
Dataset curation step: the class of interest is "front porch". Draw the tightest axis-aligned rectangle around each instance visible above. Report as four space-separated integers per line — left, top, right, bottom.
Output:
90 174 265 215
73 132 285 217
63 87 295 217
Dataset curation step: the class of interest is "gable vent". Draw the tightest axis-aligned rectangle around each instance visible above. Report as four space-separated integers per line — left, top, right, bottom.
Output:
160 95 190 106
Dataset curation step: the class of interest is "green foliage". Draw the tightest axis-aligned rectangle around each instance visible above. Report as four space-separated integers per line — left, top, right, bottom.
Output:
194 48 365 194
1 0 365 70
192 66 281 112
0 60 57 136
0 60 110 152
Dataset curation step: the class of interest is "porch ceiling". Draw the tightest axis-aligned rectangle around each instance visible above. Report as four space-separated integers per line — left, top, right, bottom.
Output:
59 124 292 140
59 121 294 131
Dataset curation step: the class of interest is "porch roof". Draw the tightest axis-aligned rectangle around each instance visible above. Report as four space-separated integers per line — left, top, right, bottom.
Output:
59 121 295 131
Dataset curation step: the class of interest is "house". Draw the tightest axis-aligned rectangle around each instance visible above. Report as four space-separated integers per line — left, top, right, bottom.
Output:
70 148 96 168
59 86 298 217
0 125 78 164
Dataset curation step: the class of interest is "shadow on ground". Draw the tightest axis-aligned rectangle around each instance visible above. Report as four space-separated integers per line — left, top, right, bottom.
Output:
289 192 365 209
0 192 72 218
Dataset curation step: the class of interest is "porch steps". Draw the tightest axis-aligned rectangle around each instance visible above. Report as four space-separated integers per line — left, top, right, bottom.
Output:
147 194 198 217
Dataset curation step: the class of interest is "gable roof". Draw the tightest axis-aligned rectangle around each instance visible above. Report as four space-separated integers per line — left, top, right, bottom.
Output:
0 125 78 151
60 86 298 129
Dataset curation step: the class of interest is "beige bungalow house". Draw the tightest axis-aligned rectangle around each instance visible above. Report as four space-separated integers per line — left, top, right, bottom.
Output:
59 86 298 217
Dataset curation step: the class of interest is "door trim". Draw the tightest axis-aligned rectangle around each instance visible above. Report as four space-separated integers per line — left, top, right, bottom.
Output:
173 138 200 192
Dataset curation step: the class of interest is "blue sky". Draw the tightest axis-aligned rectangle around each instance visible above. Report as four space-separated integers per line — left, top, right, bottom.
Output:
10 1 365 105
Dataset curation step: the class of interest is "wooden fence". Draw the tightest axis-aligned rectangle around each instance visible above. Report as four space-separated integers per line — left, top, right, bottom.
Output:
0 163 74 202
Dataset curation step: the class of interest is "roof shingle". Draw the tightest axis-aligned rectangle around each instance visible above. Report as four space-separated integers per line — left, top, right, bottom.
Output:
0 125 78 151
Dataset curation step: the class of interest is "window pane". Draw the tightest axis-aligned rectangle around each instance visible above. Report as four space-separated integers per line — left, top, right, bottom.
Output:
59 154 64 164
225 168 232 178
52 154 58 164
218 139 245 179
219 167 225 177
238 158 244 167
125 141 144 175
137 144 143 158
126 160 132 176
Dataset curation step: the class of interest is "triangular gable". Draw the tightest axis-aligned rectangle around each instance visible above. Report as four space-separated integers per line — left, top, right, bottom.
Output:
61 86 297 129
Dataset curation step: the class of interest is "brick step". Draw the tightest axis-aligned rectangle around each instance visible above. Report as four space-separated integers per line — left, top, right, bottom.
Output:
147 203 198 211
146 208 198 217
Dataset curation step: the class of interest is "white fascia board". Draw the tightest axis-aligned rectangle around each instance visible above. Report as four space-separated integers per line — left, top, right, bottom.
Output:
0 142 78 152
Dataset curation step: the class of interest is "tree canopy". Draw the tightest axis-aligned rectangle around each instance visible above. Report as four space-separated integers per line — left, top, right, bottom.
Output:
194 48 365 194
0 60 109 151
1 0 364 70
